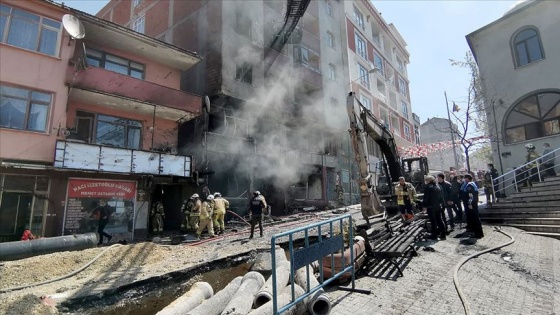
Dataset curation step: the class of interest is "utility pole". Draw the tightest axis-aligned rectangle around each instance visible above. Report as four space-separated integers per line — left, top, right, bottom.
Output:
444 91 460 170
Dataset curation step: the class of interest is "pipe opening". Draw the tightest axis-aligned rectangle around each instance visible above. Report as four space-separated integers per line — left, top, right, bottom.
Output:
311 297 332 315
254 292 273 308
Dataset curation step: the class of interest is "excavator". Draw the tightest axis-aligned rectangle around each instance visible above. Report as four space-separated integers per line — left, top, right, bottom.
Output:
346 92 429 221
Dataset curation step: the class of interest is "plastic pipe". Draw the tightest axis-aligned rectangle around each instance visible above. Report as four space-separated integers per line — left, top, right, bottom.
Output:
254 261 291 308
221 271 265 315
157 282 214 315
187 277 242 315
248 284 306 315
0 233 98 261
294 267 332 315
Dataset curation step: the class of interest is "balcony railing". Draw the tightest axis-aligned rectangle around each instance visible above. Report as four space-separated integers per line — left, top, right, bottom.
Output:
54 140 192 177
66 66 201 114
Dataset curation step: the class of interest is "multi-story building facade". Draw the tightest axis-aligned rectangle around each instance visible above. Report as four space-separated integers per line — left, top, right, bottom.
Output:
412 112 421 146
97 0 365 211
342 0 416 152
0 0 202 242
420 117 464 171
467 0 560 181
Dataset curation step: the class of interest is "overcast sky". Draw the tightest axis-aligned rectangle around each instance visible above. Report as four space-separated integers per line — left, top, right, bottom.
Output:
59 0 518 125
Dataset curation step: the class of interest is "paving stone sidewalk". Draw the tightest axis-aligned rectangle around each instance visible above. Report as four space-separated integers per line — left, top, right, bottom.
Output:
326 225 560 315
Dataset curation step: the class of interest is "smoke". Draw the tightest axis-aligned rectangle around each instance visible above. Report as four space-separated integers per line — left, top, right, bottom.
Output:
205 0 349 194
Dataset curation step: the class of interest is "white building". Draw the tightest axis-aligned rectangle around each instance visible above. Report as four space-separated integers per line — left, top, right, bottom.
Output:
467 0 560 176
420 118 464 172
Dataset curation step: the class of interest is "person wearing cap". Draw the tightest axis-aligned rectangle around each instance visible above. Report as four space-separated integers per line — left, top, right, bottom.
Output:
451 174 464 223
437 173 455 232
460 174 484 238
196 195 216 240
249 191 267 239
212 192 229 235
422 175 446 240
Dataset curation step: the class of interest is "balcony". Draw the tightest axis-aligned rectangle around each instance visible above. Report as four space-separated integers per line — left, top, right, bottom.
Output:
54 140 192 177
66 67 202 121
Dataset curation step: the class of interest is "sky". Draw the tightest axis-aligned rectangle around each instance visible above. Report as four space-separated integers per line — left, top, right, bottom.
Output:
59 0 518 124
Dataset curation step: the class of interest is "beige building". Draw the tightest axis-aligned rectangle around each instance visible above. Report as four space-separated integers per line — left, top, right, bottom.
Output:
467 0 560 177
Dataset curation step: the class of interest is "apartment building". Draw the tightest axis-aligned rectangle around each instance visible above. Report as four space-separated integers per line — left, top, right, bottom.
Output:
0 0 202 242
420 117 464 171
343 0 416 150
97 0 364 211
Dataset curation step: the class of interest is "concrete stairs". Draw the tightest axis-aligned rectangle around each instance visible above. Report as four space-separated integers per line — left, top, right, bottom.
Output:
481 175 560 240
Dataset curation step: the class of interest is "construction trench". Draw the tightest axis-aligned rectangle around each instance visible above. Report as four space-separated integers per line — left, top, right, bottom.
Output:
0 205 516 315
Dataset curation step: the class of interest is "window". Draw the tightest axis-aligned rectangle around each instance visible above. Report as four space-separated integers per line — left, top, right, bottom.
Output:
401 101 409 118
235 10 252 38
391 115 400 135
504 91 560 144
380 108 389 129
224 115 249 138
359 94 372 111
328 64 336 81
293 45 320 72
396 56 405 72
398 77 408 97
353 6 364 29
414 125 421 145
403 124 411 141
373 53 384 76
86 48 145 79
326 31 334 48
512 27 544 67
132 0 143 7
75 111 142 149
355 33 367 59
357 63 370 89
325 1 333 17
0 85 51 132
235 63 252 84
0 4 61 57
132 15 145 33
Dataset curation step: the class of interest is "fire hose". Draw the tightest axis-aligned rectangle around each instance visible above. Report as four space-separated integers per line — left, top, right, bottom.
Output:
453 226 515 315
0 244 122 294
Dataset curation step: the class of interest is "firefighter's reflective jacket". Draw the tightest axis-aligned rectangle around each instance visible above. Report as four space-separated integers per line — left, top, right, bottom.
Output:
394 182 417 206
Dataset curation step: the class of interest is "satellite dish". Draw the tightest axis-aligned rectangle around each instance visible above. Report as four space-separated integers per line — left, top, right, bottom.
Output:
62 14 86 39
204 96 211 112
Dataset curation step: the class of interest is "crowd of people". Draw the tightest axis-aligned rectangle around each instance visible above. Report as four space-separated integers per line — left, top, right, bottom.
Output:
396 172 483 240
175 190 268 240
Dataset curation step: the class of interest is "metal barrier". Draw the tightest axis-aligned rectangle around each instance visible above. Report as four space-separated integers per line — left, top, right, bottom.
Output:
492 146 559 200
270 214 370 314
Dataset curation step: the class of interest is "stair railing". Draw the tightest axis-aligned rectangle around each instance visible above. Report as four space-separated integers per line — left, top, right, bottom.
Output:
491 146 559 202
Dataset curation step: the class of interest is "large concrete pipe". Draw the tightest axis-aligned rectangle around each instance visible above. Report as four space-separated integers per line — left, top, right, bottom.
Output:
253 260 291 308
187 277 242 315
248 284 306 315
250 247 287 274
221 271 265 315
294 267 332 315
0 233 98 261
157 282 213 315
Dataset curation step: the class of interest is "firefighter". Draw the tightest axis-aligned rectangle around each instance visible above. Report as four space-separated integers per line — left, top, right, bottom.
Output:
188 194 202 232
525 143 541 186
213 192 229 235
334 184 344 205
460 174 484 238
180 194 196 232
151 201 165 234
249 191 267 239
394 177 417 222
196 195 216 240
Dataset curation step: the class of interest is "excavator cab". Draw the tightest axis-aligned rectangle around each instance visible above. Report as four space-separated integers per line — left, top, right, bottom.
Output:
401 157 429 193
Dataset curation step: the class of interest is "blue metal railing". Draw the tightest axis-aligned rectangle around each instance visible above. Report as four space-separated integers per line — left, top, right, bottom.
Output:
270 214 367 314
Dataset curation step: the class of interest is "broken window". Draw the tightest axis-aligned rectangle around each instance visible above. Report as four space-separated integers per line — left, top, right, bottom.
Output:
235 63 252 84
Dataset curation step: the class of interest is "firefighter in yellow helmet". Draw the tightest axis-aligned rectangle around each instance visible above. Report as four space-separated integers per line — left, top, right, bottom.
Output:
188 194 202 232
395 176 417 222
196 195 216 240
212 192 229 235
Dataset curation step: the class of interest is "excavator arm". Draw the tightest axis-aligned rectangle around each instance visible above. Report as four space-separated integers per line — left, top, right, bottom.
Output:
347 92 406 222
